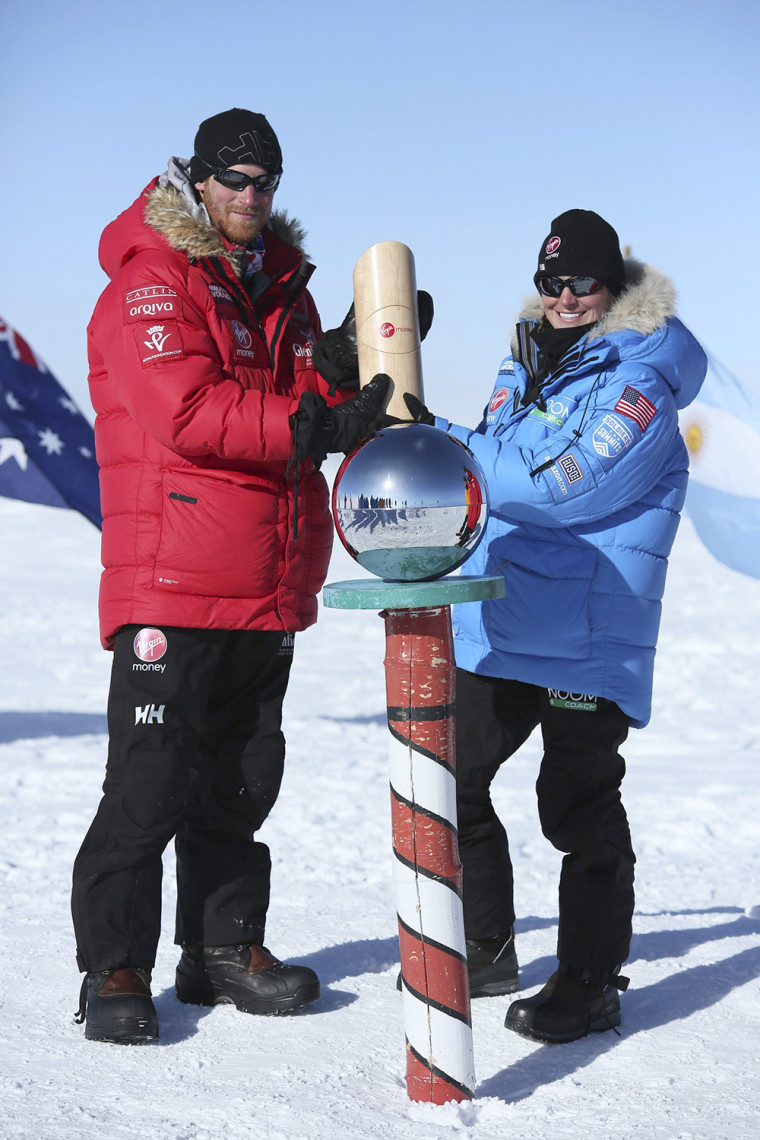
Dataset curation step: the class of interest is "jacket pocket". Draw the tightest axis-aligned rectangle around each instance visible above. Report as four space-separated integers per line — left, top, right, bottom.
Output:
483 536 597 660
154 469 283 598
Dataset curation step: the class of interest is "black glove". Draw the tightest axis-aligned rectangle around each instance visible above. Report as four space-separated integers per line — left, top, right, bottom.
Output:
376 391 436 431
313 292 435 396
417 290 434 342
403 392 435 425
291 374 391 468
312 304 359 396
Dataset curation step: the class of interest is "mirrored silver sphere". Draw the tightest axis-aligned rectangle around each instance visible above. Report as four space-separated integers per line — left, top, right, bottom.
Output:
331 424 489 581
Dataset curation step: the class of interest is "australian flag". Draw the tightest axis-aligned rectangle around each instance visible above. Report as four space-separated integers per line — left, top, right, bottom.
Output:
0 315 101 528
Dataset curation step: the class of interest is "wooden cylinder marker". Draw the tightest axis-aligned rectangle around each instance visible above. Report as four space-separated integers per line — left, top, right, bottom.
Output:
352 240 424 420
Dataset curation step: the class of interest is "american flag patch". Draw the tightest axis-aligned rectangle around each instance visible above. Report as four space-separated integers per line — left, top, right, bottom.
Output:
615 386 656 431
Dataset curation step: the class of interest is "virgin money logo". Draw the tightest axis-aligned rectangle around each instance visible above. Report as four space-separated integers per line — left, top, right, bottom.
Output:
380 322 395 338
232 321 253 348
134 627 168 662
489 388 511 412
546 236 561 254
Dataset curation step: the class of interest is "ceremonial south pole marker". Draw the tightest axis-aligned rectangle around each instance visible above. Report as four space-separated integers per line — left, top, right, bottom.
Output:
322 576 504 1103
324 240 505 1103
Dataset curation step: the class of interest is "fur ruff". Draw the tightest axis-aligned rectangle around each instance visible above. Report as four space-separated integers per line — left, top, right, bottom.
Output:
511 259 678 354
143 184 310 280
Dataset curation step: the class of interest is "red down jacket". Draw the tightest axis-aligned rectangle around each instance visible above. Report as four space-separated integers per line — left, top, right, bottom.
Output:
88 177 337 648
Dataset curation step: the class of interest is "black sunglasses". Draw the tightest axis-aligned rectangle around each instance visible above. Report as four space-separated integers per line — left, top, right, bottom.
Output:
536 275 603 298
195 155 281 194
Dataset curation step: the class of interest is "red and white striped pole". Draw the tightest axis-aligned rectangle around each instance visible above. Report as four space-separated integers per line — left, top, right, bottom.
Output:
382 604 475 1104
324 576 503 1101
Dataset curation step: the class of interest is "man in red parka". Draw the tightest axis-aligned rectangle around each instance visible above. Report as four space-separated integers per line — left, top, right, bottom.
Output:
72 109 388 1044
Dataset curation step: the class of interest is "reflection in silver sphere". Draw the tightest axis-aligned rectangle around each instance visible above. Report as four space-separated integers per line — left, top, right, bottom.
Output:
331 424 489 581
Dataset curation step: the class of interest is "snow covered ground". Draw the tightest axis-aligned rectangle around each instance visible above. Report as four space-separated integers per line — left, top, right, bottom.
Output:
1 469 759 1140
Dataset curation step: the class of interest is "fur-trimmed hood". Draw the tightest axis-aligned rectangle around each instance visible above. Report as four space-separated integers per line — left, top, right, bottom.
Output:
511 259 676 354
98 157 311 284
144 187 310 278
508 257 704 410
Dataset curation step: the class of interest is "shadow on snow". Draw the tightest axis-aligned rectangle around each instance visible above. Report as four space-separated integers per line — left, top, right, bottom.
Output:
478 909 760 1103
0 710 107 744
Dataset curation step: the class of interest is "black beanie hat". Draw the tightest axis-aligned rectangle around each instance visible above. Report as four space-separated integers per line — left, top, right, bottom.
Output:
189 108 283 183
534 209 626 296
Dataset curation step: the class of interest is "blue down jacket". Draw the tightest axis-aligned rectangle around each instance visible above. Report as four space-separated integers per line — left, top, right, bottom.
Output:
440 261 706 727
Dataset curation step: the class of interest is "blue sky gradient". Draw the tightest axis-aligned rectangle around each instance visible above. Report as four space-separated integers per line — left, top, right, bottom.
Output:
3 0 758 426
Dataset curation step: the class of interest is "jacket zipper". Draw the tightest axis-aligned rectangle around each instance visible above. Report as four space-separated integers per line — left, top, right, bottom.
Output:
203 254 312 542
204 256 268 346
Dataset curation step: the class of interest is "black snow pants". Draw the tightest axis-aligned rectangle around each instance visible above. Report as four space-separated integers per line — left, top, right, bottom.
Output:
455 669 635 976
72 625 294 974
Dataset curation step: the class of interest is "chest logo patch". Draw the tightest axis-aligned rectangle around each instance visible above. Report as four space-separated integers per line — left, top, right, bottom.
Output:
232 321 253 349
293 328 316 361
209 283 234 303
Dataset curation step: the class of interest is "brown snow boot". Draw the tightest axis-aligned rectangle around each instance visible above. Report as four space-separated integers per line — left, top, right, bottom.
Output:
175 943 320 1014
75 967 158 1044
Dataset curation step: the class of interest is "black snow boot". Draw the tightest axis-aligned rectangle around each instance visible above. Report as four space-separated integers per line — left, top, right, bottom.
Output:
504 966 629 1044
75 967 158 1044
466 930 519 997
397 928 518 997
175 943 320 1015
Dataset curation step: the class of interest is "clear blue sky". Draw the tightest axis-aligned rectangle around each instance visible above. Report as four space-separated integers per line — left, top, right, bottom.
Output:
3 0 758 426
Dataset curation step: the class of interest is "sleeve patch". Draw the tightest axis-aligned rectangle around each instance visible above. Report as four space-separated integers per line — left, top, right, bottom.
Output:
123 285 183 324
134 321 185 366
592 414 635 459
615 386 656 431
489 387 511 412
549 451 584 495
558 453 583 483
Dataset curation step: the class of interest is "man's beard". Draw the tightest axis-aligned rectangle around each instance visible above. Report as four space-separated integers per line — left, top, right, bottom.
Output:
206 198 267 246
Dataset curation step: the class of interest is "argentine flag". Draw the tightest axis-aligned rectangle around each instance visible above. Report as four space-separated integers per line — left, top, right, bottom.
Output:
679 353 760 579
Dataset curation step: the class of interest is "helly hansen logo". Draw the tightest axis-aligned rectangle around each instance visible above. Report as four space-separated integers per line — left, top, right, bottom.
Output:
278 632 295 656
135 704 165 725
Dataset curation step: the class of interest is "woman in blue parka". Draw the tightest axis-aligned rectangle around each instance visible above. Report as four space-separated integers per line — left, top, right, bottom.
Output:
408 209 706 1043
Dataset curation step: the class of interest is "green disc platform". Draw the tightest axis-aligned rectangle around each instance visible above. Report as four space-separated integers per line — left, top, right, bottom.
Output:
323 574 505 610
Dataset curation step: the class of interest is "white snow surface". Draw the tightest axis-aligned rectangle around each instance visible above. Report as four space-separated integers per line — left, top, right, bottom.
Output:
1 472 759 1140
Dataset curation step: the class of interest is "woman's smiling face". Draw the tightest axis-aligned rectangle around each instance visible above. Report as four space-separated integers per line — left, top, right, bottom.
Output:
540 278 612 329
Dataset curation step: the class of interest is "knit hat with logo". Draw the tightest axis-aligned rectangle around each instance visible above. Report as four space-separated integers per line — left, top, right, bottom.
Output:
190 109 283 183
534 209 626 296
